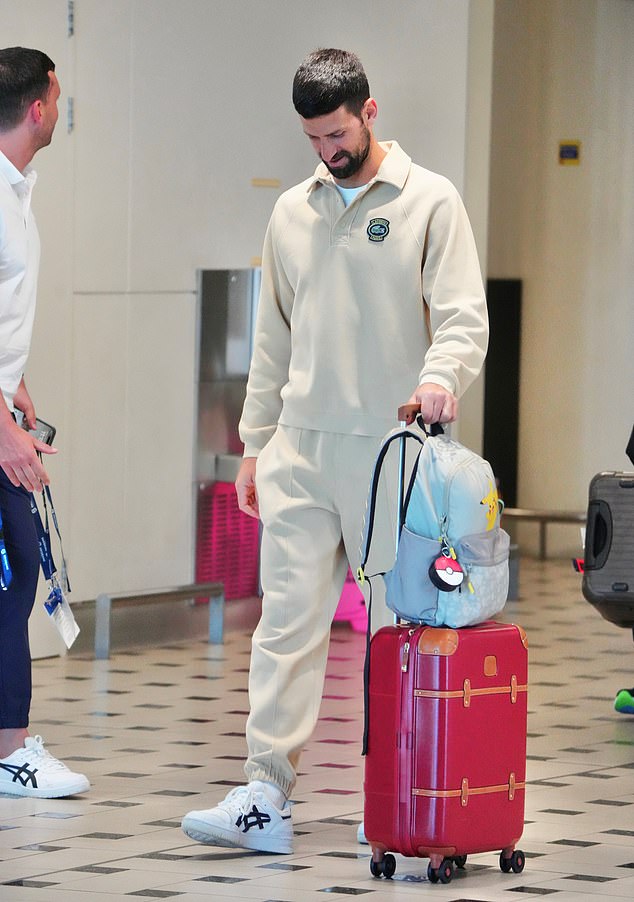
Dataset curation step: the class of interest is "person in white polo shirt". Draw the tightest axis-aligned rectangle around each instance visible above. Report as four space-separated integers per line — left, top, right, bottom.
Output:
0 46 89 798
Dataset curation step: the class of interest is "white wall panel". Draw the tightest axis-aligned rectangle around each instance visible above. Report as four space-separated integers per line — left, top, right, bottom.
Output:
68 294 128 596
124 292 197 589
457 0 494 453
72 0 133 292
68 292 196 598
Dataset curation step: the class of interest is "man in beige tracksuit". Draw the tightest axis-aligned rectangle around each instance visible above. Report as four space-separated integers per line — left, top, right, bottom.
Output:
182 48 488 854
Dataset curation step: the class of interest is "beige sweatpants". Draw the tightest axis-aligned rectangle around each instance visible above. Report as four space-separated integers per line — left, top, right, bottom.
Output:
244 426 400 798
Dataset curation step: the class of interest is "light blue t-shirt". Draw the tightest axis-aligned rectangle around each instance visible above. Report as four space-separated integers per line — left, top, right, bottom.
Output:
335 183 368 206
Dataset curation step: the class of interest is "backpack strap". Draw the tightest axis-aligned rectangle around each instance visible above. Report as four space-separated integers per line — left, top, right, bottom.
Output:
357 428 424 581
358 419 444 580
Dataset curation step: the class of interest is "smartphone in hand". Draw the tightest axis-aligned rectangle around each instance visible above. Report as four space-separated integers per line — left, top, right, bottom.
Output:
30 419 56 446
15 412 56 446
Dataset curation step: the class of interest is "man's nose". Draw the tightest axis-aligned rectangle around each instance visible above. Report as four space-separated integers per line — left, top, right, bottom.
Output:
320 139 337 161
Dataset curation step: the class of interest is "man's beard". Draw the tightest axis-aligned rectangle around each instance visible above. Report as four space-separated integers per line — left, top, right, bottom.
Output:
323 127 371 180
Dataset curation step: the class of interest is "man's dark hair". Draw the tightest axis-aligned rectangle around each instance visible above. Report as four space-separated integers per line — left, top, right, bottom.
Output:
292 48 370 119
0 47 55 132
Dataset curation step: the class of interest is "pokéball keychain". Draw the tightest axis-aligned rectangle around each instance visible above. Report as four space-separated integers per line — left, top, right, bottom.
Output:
429 550 465 591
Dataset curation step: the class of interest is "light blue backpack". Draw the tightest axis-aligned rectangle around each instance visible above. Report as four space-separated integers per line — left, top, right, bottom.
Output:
359 421 509 628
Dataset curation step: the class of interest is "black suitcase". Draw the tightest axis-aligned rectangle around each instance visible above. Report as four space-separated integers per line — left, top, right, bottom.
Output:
582 471 634 628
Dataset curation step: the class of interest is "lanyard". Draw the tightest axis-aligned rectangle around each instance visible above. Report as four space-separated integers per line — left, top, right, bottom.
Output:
30 491 55 580
2 446 79 646
31 482 79 646
30 484 71 593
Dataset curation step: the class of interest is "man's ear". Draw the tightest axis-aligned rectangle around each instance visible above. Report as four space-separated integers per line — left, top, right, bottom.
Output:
27 98 44 126
363 97 378 127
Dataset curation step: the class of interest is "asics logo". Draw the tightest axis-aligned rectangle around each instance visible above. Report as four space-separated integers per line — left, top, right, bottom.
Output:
0 762 39 788
235 805 272 833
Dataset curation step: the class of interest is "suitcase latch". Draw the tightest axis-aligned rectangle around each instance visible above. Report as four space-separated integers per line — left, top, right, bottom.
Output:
401 641 410 672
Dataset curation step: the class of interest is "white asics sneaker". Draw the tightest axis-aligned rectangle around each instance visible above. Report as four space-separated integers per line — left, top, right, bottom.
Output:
357 820 368 844
0 735 90 798
182 784 293 854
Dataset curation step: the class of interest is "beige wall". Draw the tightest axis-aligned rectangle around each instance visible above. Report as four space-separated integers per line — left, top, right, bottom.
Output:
1 0 490 655
488 0 634 555
460 0 495 452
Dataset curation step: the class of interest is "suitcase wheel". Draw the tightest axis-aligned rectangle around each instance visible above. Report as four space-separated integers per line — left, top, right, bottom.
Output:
370 852 396 879
427 858 454 884
499 849 525 874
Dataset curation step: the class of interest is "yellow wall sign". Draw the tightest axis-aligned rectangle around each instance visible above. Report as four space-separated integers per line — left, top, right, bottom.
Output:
559 140 581 165
251 178 281 188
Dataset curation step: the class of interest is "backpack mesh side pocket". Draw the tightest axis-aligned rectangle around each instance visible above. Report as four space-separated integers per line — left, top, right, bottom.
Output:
436 529 510 628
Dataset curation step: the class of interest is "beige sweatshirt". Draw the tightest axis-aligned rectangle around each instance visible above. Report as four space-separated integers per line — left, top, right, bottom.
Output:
239 141 488 457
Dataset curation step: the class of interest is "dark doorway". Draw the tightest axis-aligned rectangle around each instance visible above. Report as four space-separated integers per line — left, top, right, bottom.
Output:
483 279 522 508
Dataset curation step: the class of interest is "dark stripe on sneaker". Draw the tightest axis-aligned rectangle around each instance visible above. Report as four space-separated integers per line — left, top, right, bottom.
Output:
0 762 39 788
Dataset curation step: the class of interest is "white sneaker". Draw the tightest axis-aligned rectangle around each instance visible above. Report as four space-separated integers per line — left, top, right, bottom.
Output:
0 736 90 799
357 820 368 844
182 784 293 854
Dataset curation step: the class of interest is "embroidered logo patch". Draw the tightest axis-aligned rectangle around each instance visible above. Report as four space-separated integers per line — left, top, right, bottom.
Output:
367 218 390 242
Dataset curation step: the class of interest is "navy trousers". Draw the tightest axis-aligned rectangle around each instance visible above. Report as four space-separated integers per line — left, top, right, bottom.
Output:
0 468 40 729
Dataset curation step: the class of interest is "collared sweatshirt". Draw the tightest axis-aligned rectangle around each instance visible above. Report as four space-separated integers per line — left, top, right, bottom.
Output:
239 141 488 458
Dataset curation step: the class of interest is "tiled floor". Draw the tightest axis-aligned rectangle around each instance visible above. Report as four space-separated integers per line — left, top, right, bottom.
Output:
2 557 634 900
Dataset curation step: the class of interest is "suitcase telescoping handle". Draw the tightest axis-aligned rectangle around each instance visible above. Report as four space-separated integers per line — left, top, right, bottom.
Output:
395 409 410 550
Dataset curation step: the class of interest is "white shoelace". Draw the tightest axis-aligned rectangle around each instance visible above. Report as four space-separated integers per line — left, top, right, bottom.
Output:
24 736 70 772
220 785 258 817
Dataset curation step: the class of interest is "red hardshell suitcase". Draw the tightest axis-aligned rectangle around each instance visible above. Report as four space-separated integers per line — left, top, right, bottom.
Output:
364 619 528 884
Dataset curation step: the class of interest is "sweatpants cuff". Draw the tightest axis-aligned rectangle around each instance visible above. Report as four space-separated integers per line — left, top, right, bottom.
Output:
244 764 293 801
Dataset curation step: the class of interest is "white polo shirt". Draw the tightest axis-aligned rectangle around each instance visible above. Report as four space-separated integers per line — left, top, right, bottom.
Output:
0 149 40 410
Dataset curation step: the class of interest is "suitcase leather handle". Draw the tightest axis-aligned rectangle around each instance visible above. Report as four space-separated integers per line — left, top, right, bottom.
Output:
398 403 423 425
397 403 444 436
584 500 612 570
